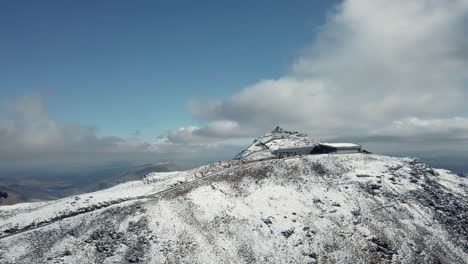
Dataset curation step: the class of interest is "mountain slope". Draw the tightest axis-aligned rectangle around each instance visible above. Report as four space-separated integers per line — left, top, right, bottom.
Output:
0 151 467 263
0 162 185 206
90 162 188 191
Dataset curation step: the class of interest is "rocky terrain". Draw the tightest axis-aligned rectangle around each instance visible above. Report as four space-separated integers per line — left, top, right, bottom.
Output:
0 129 467 264
234 126 319 161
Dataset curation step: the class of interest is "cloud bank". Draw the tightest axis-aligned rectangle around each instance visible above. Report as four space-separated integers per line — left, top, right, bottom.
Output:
179 0 468 148
0 96 242 168
0 95 125 154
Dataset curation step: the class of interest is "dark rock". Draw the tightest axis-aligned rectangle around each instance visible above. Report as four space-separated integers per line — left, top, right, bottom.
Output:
362 182 382 195
303 252 317 259
281 229 294 238
127 255 140 263
351 209 361 217
370 237 395 260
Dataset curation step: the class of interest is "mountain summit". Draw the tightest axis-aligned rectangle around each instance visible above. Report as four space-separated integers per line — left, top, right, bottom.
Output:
0 129 467 264
234 126 319 161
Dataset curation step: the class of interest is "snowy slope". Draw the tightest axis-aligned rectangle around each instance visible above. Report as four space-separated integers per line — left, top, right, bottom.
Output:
0 151 467 263
0 171 194 234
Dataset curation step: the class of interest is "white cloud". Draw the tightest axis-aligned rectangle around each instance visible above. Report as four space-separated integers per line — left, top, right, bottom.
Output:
0 96 246 168
0 95 105 153
0 96 159 153
194 120 248 138
185 0 468 147
374 117 468 140
163 121 255 144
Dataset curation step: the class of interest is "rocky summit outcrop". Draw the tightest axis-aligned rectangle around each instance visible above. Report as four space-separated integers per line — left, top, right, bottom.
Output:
234 126 319 161
0 131 467 264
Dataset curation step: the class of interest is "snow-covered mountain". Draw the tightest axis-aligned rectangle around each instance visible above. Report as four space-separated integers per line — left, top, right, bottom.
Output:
234 126 319 161
0 129 467 264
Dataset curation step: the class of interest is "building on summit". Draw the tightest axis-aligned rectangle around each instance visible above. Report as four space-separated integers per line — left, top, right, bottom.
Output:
273 143 362 158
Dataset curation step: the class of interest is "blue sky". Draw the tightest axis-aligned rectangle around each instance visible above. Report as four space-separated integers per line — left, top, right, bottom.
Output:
0 0 336 139
0 0 467 172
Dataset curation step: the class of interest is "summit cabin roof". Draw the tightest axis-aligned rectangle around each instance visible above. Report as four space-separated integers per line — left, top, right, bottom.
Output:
320 143 361 148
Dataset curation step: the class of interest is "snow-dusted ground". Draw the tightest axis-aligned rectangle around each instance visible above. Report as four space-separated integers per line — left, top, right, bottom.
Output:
0 170 197 235
0 153 467 264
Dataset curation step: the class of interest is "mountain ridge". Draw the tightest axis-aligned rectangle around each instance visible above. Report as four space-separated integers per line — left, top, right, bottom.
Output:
0 162 186 205
0 129 467 263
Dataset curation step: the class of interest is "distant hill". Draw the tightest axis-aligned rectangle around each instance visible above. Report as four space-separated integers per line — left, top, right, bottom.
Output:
88 163 188 192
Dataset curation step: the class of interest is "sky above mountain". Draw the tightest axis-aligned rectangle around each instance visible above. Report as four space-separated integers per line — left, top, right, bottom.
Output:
1 0 467 170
